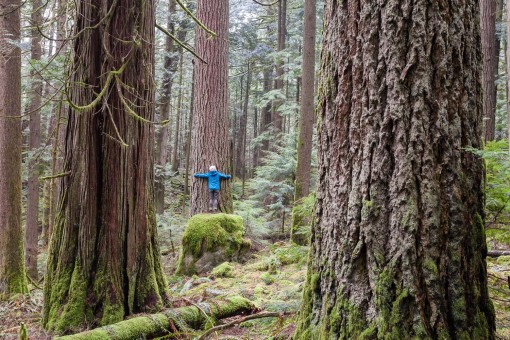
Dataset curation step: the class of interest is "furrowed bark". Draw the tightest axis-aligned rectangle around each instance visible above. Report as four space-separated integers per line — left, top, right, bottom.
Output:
295 0 496 338
56 296 255 340
42 0 168 332
0 0 27 300
190 0 232 215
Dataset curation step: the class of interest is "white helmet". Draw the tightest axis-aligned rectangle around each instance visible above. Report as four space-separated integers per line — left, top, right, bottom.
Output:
209 165 217 171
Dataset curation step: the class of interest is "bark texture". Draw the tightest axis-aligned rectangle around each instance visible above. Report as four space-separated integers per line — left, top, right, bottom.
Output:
294 1 496 339
25 0 44 281
0 0 27 300
291 0 316 245
42 0 168 333
190 0 231 215
480 0 497 142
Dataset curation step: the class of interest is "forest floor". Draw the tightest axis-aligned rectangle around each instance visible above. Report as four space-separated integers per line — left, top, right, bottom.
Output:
0 233 509 339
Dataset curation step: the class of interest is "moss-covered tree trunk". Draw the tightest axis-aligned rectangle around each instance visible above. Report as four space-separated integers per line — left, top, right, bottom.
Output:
0 0 28 300
294 1 496 339
42 0 168 333
190 0 232 215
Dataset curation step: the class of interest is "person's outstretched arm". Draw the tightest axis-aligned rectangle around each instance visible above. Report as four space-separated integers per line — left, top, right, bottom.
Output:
218 172 231 179
194 172 209 178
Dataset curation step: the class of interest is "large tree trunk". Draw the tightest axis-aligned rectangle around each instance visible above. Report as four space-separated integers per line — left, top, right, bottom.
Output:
42 0 168 333
481 0 497 142
0 0 28 300
190 0 231 215
25 0 43 281
294 1 496 339
291 0 316 245
155 0 177 215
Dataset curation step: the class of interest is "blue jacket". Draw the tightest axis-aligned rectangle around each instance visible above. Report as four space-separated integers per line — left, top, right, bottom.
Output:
194 170 231 191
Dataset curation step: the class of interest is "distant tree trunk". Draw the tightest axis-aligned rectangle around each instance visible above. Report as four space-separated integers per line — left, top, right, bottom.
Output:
46 0 69 245
236 63 251 180
260 69 272 152
241 65 251 197
25 0 43 281
172 31 188 173
183 68 195 212
190 0 231 215
252 105 259 170
0 0 28 300
273 0 286 137
155 0 176 214
42 0 168 332
294 1 496 338
291 0 316 245
481 0 497 142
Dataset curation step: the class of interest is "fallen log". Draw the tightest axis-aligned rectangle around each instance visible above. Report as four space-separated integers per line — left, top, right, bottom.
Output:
56 296 255 340
487 250 510 257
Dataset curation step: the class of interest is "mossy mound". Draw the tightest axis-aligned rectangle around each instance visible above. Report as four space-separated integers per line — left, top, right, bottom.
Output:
175 214 251 275
211 262 235 278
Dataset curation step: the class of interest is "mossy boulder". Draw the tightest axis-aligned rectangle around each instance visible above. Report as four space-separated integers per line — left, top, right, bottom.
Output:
175 214 251 275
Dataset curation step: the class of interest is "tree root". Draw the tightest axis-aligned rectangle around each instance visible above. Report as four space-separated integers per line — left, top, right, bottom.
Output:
55 296 255 340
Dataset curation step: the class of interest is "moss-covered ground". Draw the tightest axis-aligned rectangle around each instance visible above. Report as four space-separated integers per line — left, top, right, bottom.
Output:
0 225 508 339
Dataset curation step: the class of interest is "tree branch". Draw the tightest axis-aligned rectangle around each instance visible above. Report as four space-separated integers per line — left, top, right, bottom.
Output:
198 311 296 340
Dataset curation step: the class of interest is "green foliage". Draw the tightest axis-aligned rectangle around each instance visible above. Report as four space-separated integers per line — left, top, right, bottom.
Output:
470 140 510 248
271 243 308 266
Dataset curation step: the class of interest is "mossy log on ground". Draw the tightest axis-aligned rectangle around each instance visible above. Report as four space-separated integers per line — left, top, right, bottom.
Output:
56 296 255 340
176 214 251 275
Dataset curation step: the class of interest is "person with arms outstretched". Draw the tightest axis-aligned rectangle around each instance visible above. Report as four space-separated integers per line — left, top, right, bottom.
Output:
194 165 231 212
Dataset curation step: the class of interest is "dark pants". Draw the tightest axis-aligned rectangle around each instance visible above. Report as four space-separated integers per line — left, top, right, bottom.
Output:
209 190 219 211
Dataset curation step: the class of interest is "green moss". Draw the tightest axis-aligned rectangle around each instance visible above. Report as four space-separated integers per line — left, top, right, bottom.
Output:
260 272 275 285
53 266 92 333
452 297 467 324
361 200 374 219
176 214 250 275
272 244 309 266
211 262 234 278
18 322 28 340
422 257 438 277
496 255 510 265
101 303 124 326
